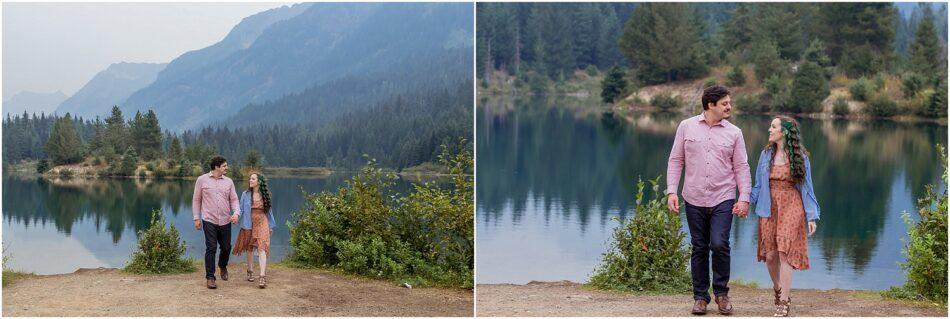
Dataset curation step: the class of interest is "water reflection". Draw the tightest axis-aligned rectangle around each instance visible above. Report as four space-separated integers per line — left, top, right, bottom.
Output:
2 174 419 274
476 96 946 289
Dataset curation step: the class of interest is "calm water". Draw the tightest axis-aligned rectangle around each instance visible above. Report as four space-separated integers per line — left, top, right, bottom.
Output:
2 174 418 274
476 96 947 290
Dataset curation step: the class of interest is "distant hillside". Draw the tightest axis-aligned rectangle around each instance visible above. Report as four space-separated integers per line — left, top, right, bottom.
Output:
3 91 67 117
123 2 473 131
54 62 166 119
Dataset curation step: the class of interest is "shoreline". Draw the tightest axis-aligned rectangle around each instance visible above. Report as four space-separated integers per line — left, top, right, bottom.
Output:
3 263 473 317
476 280 946 317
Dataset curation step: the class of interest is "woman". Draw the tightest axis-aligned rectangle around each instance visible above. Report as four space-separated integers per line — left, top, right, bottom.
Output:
233 172 275 288
749 116 820 317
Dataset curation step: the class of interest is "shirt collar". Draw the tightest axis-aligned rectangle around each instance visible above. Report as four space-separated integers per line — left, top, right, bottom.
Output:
698 112 726 127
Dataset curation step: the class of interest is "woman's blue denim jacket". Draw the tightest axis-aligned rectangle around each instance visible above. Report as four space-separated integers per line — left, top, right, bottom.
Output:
749 148 821 221
239 190 276 230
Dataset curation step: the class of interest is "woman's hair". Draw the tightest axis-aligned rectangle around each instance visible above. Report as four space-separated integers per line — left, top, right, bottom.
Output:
248 172 272 212
767 115 808 184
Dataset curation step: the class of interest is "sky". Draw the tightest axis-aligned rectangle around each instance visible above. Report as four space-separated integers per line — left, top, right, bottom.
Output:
2 2 292 98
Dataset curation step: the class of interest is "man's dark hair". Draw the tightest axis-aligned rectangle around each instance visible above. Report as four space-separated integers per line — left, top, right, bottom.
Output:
210 156 227 170
701 85 731 110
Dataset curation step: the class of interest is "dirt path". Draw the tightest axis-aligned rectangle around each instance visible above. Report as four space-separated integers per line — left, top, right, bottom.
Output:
3 263 472 317
476 281 946 317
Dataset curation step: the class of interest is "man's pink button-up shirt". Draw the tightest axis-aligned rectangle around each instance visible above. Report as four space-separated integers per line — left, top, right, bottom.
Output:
666 113 752 207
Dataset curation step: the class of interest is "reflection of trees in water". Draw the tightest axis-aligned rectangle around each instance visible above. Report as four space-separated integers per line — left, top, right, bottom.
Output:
477 96 947 273
4 177 187 243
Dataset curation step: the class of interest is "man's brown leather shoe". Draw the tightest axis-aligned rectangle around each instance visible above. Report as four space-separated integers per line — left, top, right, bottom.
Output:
691 299 708 315
715 295 733 315
206 278 217 289
220 267 229 281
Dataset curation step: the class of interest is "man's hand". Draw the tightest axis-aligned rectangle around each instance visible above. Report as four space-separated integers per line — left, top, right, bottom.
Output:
732 201 750 218
194 219 202 230
667 193 680 213
230 214 239 224
807 221 817 236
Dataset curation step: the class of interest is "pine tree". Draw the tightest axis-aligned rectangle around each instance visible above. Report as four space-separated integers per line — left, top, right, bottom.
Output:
168 137 184 165
909 7 943 83
751 37 784 81
245 149 263 170
601 66 628 104
802 39 833 79
789 61 830 113
117 146 139 177
619 3 708 84
104 106 129 157
45 113 84 165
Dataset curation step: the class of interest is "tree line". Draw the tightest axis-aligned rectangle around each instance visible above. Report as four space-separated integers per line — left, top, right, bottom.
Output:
3 81 473 173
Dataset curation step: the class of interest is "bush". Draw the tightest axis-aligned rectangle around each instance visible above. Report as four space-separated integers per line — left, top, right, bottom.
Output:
832 98 850 116
726 64 746 87
703 78 718 88
601 66 628 104
789 61 829 113
36 159 50 174
849 77 873 101
920 85 947 118
650 92 682 112
145 162 157 172
761 74 789 112
125 209 196 274
588 176 691 293
903 73 927 98
60 168 74 178
287 144 473 288
735 93 765 114
884 145 947 305
865 93 899 118
585 64 599 77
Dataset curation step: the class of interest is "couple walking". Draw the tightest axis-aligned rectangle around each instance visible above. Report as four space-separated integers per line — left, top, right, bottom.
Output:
666 85 821 316
192 156 276 290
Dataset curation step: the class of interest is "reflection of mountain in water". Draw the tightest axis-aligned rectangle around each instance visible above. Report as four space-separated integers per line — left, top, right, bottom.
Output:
477 96 947 275
3 174 422 270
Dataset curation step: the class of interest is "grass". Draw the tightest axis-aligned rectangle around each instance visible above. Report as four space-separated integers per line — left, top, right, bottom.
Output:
2 269 35 287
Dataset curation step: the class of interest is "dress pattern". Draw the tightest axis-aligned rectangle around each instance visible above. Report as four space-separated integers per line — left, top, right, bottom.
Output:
757 163 810 270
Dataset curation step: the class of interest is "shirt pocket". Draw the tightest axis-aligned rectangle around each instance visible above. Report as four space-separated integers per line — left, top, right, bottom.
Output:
713 139 734 161
684 134 703 154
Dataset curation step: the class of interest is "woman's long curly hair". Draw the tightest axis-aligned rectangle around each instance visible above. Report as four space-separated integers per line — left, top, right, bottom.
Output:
766 116 808 184
248 172 272 212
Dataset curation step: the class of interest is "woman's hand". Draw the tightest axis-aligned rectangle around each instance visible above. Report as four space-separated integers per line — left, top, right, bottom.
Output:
807 221 817 236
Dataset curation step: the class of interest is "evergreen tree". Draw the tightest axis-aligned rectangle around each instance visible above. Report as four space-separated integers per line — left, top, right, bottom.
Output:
751 37 784 81
601 66 628 104
802 39 833 79
619 3 707 84
817 3 897 76
909 7 943 83
789 61 830 113
104 106 129 158
45 113 84 165
117 146 139 177
168 137 184 165
245 149 263 170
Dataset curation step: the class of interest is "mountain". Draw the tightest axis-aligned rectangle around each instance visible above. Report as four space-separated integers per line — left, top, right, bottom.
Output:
54 62 167 119
122 2 473 131
3 91 68 117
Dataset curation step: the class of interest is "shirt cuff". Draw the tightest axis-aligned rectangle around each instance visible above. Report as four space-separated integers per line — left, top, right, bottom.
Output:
738 193 751 203
666 187 677 195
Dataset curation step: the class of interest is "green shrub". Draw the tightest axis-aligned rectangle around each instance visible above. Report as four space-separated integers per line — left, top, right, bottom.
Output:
601 66 628 104
903 73 927 97
588 176 691 293
884 145 947 305
849 77 873 101
60 168 74 178
703 78 718 88
865 93 899 118
650 92 682 112
125 209 196 274
832 98 850 116
36 159 50 174
735 93 765 114
288 144 473 288
761 74 789 112
585 64 599 77
726 64 746 87
920 85 947 118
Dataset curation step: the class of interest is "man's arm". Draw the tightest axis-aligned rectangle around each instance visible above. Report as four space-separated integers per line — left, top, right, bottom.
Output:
228 182 241 224
192 177 203 221
732 132 752 216
666 121 686 195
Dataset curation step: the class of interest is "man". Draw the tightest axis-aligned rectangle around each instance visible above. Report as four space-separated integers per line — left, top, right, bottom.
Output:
666 85 751 315
193 156 241 289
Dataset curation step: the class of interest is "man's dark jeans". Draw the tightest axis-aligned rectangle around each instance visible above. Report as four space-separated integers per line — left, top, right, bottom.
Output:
684 199 734 303
202 220 231 280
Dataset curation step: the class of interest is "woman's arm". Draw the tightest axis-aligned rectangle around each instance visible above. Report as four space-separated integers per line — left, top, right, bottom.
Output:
750 149 767 208
803 156 820 221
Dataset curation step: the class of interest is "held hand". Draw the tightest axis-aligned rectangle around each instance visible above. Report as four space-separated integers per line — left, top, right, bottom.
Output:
734 201 750 218
194 219 202 230
667 194 680 213
230 214 239 224
808 221 817 236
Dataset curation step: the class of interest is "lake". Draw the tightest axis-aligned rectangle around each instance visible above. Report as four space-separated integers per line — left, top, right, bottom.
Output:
2 173 419 274
476 95 947 290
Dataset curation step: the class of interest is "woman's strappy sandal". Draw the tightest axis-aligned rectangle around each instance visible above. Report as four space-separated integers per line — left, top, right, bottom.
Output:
258 275 267 289
774 298 790 317
247 269 255 282
773 287 781 305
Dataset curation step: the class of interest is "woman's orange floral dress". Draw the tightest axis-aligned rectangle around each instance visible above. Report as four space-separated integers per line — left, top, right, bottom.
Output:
757 163 810 270
232 198 271 256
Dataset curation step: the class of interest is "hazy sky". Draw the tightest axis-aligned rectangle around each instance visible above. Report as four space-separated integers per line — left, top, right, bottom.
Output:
3 2 291 98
